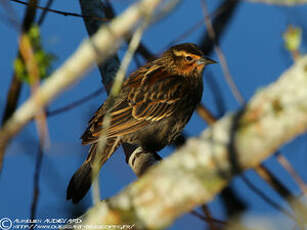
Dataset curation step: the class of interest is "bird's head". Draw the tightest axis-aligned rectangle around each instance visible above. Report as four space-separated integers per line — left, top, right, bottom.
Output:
162 43 216 77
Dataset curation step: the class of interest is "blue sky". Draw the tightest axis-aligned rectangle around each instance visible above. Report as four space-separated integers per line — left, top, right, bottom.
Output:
0 0 307 229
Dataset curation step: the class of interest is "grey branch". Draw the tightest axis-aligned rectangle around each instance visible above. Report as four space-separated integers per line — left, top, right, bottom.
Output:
245 0 307 5
70 56 307 229
0 0 165 170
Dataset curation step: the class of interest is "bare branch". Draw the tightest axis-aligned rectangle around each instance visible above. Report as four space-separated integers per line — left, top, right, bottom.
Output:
196 103 217 125
37 0 54 25
201 0 244 105
200 0 240 55
47 88 103 117
190 210 226 226
242 171 295 219
30 145 44 223
9 0 108 21
277 154 307 196
1 0 39 126
245 0 307 5
70 56 307 229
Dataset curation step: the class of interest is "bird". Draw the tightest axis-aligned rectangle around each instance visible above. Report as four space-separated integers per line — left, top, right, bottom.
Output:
66 43 216 203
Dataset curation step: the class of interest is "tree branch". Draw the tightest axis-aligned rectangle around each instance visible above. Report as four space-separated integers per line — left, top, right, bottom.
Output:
201 0 244 105
200 0 240 55
9 0 108 21
69 56 307 229
245 0 307 5
2 0 39 126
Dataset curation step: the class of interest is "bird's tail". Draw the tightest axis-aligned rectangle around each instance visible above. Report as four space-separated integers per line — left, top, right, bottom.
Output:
66 138 120 203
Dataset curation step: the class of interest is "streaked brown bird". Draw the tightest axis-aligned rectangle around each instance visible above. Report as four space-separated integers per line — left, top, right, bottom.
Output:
67 43 216 203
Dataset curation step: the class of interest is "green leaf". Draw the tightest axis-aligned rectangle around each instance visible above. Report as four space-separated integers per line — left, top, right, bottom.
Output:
14 24 56 84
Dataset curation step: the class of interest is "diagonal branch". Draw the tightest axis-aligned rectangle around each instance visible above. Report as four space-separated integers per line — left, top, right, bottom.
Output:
201 0 244 105
199 1 299 214
37 0 54 25
1 0 39 126
9 0 108 21
46 88 103 117
200 0 240 55
245 0 307 5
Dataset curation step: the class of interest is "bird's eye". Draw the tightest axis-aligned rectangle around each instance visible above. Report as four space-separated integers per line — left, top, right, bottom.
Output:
185 56 193 61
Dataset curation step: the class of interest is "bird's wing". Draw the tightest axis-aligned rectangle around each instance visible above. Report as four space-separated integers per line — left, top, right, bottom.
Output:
81 64 185 144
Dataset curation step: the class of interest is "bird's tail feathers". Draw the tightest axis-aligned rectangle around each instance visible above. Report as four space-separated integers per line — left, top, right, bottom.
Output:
66 138 120 203
66 160 93 203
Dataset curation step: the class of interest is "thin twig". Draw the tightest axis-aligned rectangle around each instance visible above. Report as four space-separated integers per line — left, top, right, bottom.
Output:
196 103 216 125
200 0 245 105
254 164 305 219
245 0 307 5
110 19 151 98
1 0 38 126
165 2 232 50
200 0 240 55
277 154 307 196
190 210 226 225
10 0 108 21
47 88 103 117
256 164 293 199
241 174 296 220
37 0 54 25
201 205 218 229
30 145 44 225
166 18 204 48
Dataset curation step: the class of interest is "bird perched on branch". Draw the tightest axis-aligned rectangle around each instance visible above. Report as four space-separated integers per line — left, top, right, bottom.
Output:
67 43 216 203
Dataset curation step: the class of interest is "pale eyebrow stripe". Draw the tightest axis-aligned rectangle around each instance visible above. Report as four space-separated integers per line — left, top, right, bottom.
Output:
172 50 200 59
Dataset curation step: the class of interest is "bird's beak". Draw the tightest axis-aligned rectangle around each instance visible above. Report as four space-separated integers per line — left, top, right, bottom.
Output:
197 56 217 65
